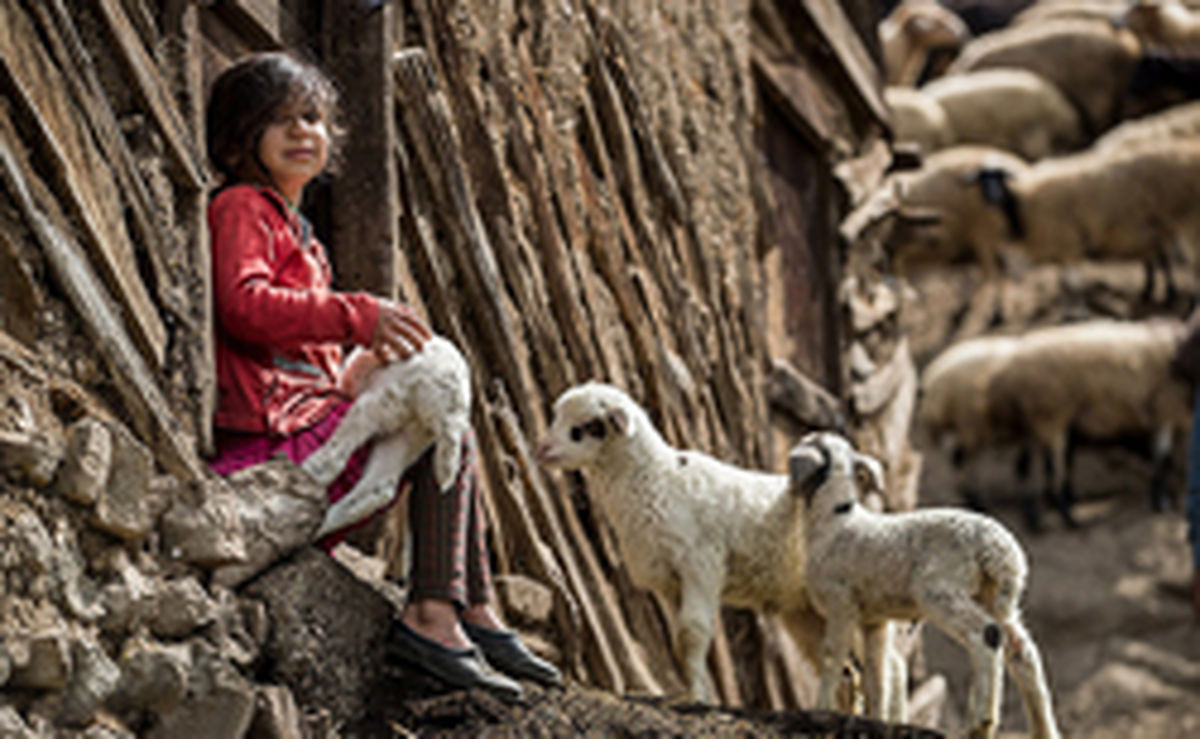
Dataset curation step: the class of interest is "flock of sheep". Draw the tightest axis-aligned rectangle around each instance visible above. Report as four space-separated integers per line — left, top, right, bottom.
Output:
286 2 1200 737
876 0 1200 534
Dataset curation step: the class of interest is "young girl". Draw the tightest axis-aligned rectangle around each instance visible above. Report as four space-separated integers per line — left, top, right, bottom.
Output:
204 51 560 697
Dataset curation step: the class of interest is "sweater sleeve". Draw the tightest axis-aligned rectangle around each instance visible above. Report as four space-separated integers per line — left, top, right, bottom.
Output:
210 190 380 350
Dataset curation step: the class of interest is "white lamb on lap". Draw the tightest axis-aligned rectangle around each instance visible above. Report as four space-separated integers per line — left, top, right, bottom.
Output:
789 430 1060 739
535 381 900 708
302 336 472 539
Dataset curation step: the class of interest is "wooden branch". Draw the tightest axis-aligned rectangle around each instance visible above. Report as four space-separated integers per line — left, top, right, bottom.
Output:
36 0 190 324
94 0 206 191
162 0 215 455
213 0 303 47
591 11 688 225
393 48 534 426
0 128 205 484
0 0 167 366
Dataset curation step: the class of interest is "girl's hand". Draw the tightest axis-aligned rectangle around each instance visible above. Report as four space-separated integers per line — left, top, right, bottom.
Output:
371 300 432 362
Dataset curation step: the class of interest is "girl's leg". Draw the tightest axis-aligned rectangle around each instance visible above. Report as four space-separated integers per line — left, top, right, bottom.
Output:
404 431 500 646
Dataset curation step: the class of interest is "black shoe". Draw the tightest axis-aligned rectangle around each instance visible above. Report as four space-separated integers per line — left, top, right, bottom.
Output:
462 621 564 688
387 619 524 701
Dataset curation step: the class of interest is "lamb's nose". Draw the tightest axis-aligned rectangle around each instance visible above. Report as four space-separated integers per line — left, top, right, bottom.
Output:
534 441 552 464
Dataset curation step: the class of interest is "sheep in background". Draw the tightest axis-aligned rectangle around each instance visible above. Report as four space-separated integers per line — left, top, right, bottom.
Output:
1121 0 1200 56
302 336 472 538
889 69 1085 160
790 431 1060 739
1094 98 1200 150
1012 0 1130 27
973 140 1200 302
985 318 1192 527
535 382 902 706
870 145 1029 280
918 334 1029 514
946 18 1142 135
880 1 970 86
886 86 955 154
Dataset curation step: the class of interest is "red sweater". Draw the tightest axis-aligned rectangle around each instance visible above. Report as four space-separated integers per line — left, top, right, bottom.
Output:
209 184 380 435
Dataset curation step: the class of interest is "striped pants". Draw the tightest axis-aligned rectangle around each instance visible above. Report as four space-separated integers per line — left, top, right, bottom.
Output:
209 400 493 608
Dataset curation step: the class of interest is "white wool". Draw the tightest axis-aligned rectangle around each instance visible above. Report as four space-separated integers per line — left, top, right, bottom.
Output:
303 336 472 539
537 382 872 704
792 431 1060 739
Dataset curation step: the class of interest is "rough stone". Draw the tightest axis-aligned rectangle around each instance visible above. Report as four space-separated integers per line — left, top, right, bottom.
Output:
91 423 153 540
247 685 303 739
495 573 556 628
243 548 395 726
49 519 104 623
52 417 112 505
98 551 157 636
210 456 327 588
208 587 266 668
0 706 33 738
0 428 63 487
146 646 256 739
0 644 11 686
111 637 192 715
148 577 216 639
8 628 72 690
160 479 247 568
59 638 121 726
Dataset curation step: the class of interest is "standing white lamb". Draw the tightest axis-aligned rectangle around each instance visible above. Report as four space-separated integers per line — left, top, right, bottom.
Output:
789 431 1060 739
535 382 893 706
301 336 472 539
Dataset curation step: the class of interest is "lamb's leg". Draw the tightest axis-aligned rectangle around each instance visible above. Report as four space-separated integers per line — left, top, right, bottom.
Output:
917 589 1004 739
862 621 898 721
1002 619 1061 739
814 596 858 712
885 641 908 722
313 429 430 539
674 575 720 703
302 397 389 486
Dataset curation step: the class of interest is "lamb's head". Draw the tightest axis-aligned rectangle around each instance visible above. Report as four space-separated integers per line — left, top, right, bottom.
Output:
788 432 886 514
536 382 639 471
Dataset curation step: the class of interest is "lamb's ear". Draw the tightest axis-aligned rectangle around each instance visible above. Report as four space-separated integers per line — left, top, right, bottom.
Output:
607 407 634 437
853 453 886 495
788 444 828 497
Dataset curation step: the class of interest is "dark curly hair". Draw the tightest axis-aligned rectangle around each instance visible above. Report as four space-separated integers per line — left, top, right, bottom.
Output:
205 52 344 182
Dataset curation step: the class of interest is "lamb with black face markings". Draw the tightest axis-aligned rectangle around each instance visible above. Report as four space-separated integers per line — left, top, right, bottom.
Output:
536 382 905 712
791 431 1060 739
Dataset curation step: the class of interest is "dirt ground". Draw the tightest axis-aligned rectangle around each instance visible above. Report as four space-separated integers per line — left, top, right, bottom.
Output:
914 434 1200 738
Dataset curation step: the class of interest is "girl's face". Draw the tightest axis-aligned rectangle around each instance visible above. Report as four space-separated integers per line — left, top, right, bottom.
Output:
256 100 329 204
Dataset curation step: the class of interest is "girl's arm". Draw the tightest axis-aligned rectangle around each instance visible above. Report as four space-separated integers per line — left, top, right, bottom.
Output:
211 192 379 349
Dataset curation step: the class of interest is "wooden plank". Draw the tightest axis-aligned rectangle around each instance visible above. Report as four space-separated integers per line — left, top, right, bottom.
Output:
0 226 41 346
0 126 206 484
751 49 840 155
94 0 207 191
324 0 399 298
35 0 190 324
392 48 532 424
801 0 889 126
0 0 167 367
163 0 216 456
214 0 303 48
